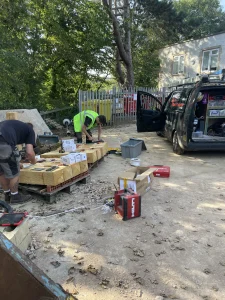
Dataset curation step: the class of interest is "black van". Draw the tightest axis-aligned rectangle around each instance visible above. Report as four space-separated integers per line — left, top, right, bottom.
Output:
137 73 225 154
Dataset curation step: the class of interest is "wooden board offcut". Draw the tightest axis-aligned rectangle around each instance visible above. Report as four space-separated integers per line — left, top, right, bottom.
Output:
6 112 18 120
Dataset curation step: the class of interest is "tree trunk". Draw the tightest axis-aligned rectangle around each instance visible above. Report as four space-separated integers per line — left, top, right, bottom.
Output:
116 49 125 85
102 0 134 88
123 0 134 87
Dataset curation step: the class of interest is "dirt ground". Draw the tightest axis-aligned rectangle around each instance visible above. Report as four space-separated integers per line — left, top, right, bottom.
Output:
14 124 225 300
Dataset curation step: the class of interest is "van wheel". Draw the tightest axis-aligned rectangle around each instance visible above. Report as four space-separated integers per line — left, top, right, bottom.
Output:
172 131 184 155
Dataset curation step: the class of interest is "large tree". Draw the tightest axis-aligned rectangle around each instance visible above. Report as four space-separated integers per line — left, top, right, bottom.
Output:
0 0 113 109
102 0 134 88
174 0 225 40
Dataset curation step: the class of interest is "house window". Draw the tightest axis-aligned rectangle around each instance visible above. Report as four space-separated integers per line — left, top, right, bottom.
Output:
201 49 219 72
172 56 184 75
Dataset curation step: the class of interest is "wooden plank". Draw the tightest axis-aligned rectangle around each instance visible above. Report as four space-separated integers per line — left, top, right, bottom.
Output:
0 233 74 300
6 112 18 120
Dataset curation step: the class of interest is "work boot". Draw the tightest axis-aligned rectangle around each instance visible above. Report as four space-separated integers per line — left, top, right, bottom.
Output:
4 191 10 203
10 193 32 204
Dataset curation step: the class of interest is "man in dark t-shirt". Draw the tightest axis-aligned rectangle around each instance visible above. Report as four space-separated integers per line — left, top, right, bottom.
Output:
0 120 36 204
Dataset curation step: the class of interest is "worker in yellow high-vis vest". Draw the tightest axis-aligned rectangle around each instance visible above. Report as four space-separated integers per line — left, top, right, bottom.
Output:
73 110 106 143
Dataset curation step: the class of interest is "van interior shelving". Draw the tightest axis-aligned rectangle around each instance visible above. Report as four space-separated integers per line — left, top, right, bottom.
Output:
192 85 225 141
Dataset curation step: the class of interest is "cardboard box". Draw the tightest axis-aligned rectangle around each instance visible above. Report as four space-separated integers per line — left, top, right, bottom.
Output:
43 167 64 186
83 149 98 163
209 110 220 117
79 161 88 173
61 154 76 165
71 162 81 177
118 167 154 195
19 169 45 185
61 165 73 181
73 153 82 163
92 142 108 156
79 153 87 161
77 142 108 156
90 147 102 160
41 151 69 158
220 109 225 116
62 139 76 152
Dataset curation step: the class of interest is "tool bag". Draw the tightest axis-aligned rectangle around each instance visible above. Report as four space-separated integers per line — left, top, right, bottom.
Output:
0 143 13 161
0 213 27 226
0 132 20 162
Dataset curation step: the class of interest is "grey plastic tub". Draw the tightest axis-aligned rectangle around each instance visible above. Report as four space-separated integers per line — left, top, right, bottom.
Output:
121 139 142 158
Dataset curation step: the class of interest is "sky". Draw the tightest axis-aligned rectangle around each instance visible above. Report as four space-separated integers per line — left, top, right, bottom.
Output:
221 0 225 9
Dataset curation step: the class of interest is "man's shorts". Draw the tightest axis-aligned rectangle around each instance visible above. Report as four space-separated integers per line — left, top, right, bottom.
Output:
0 143 20 178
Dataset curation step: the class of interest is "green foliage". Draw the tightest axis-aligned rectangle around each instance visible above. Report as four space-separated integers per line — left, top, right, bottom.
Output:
131 0 184 87
1 0 225 104
0 0 113 110
174 0 225 40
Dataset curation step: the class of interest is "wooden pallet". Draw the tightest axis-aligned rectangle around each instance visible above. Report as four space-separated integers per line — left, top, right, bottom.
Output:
19 171 90 203
88 156 105 170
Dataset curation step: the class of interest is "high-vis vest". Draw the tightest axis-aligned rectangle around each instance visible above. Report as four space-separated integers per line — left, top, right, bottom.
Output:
73 110 99 132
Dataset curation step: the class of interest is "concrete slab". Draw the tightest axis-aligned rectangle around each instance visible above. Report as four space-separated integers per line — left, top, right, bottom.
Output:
0 109 51 136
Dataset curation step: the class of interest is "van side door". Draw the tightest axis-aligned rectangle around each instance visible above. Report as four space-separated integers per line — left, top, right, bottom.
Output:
163 91 182 140
176 88 194 146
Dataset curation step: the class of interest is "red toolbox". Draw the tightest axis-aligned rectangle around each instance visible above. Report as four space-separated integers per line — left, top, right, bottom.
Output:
114 189 141 221
149 165 170 178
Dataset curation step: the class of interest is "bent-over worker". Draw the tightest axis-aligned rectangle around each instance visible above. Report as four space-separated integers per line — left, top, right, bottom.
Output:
73 110 106 143
0 120 36 204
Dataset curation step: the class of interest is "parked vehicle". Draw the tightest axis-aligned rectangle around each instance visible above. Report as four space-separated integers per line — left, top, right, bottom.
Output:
137 71 225 154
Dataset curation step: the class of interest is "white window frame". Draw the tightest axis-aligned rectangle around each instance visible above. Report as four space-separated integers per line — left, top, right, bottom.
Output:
201 48 219 72
172 55 184 75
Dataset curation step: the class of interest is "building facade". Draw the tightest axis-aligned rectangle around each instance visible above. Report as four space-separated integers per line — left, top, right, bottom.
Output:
159 31 225 88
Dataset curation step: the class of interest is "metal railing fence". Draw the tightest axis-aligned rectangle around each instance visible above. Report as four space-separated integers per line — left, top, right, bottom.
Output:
78 87 168 125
